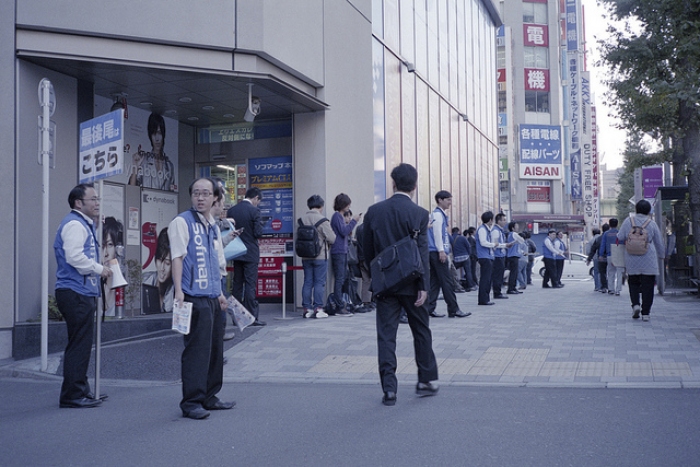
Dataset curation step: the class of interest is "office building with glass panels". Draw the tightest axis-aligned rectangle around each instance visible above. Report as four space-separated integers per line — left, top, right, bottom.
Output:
0 0 500 358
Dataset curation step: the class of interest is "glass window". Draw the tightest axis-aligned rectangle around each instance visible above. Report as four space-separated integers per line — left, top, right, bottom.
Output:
523 2 547 24
497 48 506 68
524 91 550 113
524 47 549 68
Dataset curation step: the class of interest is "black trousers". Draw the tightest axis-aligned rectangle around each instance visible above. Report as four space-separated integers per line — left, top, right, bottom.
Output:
376 294 438 393
506 256 520 292
556 259 565 283
232 259 259 319
478 258 494 304
427 252 460 315
598 260 609 290
492 256 506 296
180 294 226 414
628 274 656 315
56 288 97 402
543 257 558 286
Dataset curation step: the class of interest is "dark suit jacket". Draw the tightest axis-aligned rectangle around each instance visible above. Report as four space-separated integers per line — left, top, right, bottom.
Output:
227 199 263 263
362 192 430 294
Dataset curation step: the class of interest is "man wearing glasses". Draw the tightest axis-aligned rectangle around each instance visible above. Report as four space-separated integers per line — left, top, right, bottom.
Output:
168 177 233 420
54 184 112 408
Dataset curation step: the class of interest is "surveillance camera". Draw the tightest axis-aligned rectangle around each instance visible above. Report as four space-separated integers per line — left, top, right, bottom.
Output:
244 97 261 122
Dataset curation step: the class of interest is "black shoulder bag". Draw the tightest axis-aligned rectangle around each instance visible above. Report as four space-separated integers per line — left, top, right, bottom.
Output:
370 230 423 298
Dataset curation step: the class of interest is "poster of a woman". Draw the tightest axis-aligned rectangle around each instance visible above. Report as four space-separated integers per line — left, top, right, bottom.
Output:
102 216 124 317
141 228 174 313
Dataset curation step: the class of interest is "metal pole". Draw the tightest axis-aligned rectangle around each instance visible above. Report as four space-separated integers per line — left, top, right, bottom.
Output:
40 80 50 372
275 262 292 320
94 179 104 398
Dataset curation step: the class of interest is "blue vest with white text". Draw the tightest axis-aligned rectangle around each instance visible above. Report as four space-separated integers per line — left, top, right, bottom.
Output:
54 211 101 297
494 226 506 258
507 232 521 257
180 209 222 298
428 208 451 253
543 238 556 260
475 224 494 260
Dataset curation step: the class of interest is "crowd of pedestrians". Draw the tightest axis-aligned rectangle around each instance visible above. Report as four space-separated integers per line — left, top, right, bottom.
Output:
52 168 668 415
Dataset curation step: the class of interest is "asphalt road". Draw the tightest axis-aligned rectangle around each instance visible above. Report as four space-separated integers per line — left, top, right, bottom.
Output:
1 378 699 466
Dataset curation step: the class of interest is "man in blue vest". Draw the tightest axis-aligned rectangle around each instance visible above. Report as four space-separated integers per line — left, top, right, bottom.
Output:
54 184 113 408
475 211 500 306
426 191 470 318
542 228 564 288
491 213 513 299
169 177 233 420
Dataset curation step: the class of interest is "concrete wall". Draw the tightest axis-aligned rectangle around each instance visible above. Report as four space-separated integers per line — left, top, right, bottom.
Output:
16 62 79 326
0 1 16 358
16 0 236 50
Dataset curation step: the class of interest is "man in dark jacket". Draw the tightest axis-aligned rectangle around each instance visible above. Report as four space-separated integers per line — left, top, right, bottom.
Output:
363 163 439 406
227 187 265 326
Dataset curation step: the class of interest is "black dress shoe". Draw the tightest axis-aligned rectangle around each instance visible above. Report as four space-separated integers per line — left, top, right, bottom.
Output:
382 392 397 406
59 397 102 409
252 320 267 326
429 311 446 318
553 284 565 288
478 302 495 306
448 310 472 318
506 290 520 295
204 400 236 410
493 295 509 299
542 284 551 288
183 408 210 420
86 392 108 401
416 381 439 397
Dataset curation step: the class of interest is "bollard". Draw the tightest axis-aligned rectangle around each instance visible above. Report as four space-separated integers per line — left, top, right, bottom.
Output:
275 262 293 320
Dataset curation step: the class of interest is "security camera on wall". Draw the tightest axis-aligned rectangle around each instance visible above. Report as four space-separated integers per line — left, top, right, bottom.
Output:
244 96 261 122
243 83 261 122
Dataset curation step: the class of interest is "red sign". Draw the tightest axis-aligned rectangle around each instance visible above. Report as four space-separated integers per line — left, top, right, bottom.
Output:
524 68 550 91
497 68 506 82
523 24 548 47
527 186 551 202
256 256 284 298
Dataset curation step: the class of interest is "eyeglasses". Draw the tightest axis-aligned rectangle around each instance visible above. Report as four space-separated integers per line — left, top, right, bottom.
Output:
79 197 101 202
191 190 213 198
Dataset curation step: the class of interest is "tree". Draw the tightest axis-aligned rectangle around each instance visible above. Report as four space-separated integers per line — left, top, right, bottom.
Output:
599 0 700 278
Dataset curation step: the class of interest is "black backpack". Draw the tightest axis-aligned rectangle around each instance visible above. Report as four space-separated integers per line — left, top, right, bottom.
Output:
295 217 328 258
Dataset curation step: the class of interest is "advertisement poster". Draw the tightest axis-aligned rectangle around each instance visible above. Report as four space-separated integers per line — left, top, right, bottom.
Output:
248 156 294 299
519 124 563 179
140 189 178 314
99 183 125 317
248 155 294 236
94 95 179 191
79 109 124 183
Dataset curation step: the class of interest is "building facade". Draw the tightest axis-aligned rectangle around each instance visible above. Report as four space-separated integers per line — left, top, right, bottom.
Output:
1 0 500 359
496 0 598 250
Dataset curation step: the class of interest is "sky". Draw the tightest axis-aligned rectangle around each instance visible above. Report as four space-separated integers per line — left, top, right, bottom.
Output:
581 0 627 170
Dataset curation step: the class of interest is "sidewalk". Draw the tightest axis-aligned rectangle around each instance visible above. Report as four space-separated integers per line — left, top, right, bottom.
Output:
223 279 700 388
3 279 700 388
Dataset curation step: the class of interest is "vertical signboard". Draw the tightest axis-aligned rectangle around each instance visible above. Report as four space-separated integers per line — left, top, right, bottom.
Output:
566 0 583 201
581 72 596 228
591 105 600 227
248 156 294 299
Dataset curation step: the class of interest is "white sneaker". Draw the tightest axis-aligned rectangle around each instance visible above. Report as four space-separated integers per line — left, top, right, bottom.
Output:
314 309 329 318
303 309 315 319
632 305 641 319
641 315 650 322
